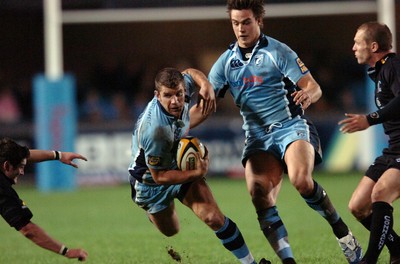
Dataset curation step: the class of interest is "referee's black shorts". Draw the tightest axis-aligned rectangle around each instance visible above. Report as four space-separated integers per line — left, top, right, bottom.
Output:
365 147 400 182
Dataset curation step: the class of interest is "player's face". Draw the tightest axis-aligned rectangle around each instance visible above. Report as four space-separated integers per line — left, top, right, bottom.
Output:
352 29 374 66
156 84 185 118
3 159 26 184
230 9 261 48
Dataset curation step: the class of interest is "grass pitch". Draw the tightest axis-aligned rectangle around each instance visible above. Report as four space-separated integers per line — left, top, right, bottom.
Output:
0 172 397 263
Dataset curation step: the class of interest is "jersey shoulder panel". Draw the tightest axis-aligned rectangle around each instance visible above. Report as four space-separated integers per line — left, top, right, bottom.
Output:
183 72 195 99
261 35 308 83
209 49 235 89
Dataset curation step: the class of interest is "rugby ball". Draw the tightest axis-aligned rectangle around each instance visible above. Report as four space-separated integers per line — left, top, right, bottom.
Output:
176 136 207 171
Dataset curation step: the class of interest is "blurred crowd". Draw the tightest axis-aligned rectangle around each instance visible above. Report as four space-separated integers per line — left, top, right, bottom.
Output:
76 58 155 123
299 50 367 118
0 52 367 125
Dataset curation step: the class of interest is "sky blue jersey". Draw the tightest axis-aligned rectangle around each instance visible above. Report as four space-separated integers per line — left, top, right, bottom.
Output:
128 73 195 184
209 34 310 134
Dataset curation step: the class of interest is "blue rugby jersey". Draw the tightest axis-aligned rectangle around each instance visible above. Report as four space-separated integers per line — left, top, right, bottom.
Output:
209 34 310 133
128 73 195 184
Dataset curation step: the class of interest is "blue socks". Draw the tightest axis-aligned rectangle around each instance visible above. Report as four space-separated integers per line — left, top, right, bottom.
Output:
257 206 295 261
215 217 256 264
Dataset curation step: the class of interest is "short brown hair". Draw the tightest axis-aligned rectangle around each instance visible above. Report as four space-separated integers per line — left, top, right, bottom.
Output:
154 68 185 92
358 21 393 52
227 0 265 21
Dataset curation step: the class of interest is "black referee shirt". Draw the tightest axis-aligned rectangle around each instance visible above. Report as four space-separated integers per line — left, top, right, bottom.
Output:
0 172 33 230
368 53 400 148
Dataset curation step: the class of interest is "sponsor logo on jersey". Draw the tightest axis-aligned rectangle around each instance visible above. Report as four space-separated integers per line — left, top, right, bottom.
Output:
231 75 263 89
254 54 264 67
148 156 161 166
296 58 308 74
230 59 244 69
376 82 382 108
243 75 263 88
377 81 382 93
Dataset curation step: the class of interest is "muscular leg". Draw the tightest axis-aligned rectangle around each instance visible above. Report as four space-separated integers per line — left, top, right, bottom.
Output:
285 140 343 231
348 176 375 221
182 178 257 264
246 151 295 263
349 176 400 258
148 203 180 237
362 168 400 263
285 140 361 263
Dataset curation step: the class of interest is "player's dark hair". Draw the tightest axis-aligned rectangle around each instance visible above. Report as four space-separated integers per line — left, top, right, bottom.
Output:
154 68 184 92
0 137 30 167
227 0 265 24
358 21 392 52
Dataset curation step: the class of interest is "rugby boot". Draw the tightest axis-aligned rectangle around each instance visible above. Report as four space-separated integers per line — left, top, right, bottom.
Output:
337 231 363 264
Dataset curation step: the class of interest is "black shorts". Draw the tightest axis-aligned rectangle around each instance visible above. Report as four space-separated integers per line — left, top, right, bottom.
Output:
365 149 400 182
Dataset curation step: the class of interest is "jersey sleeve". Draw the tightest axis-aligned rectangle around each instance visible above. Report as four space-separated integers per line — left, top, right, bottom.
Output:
0 191 33 230
209 51 230 98
183 73 195 99
390 62 400 96
277 43 309 85
367 62 400 125
140 126 174 170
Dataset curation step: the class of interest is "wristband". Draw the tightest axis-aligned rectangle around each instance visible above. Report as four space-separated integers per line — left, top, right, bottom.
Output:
59 245 68 255
366 112 380 125
54 151 61 160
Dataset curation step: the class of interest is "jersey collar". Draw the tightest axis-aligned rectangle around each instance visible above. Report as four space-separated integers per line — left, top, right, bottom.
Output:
368 53 396 80
230 33 269 62
229 33 269 51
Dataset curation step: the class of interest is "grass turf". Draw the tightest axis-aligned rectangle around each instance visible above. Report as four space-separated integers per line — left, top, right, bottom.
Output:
0 172 398 263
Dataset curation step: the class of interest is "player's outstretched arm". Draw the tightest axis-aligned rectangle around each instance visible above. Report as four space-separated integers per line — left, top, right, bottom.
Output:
19 221 88 261
28 150 87 168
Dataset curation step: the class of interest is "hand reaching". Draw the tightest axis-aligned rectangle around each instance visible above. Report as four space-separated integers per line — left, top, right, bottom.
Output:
59 152 88 168
338 113 370 133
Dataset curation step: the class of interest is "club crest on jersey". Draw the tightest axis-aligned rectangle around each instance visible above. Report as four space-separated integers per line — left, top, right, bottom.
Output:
148 156 161 166
230 59 244 69
296 58 308 74
254 54 264 67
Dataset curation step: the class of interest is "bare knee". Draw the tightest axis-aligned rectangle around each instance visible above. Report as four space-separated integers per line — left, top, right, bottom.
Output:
371 183 388 202
348 203 364 221
348 199 370 221
290 174 314 196
150 217 180 237
249 182 276 209
160 226 179 237
202 211 225 231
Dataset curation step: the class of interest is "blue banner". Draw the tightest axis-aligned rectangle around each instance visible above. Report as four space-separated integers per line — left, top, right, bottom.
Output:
33 74 77 191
